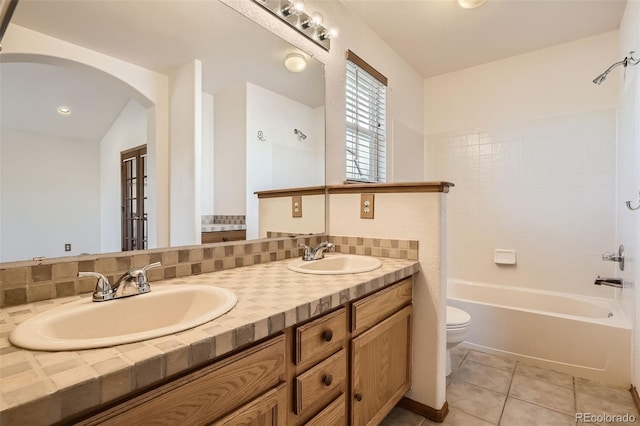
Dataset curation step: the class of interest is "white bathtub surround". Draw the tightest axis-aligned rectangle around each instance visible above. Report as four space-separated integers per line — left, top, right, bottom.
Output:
424 31 619 301
448 279 631 386
427 108 617 299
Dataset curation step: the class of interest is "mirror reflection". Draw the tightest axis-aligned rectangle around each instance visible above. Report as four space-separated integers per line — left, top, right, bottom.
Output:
0 0 325 263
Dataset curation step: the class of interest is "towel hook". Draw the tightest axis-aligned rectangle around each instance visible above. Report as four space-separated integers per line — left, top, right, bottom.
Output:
626 191 640 211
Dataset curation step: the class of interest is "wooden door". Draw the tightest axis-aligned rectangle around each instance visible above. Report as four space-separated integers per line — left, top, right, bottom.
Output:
351 305 413 426
121 145 147 251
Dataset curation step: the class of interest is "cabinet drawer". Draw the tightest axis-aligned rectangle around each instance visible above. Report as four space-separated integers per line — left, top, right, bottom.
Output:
79 335 286 426
351 277 412 335
295 349 346 415
295 307 346 366
304 394 346 426
212 383 287 426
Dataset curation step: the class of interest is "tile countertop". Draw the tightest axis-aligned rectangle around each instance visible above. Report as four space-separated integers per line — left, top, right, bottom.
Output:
0 256 419 425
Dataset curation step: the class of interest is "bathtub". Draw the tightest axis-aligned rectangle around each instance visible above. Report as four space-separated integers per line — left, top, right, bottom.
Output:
448 279 631 387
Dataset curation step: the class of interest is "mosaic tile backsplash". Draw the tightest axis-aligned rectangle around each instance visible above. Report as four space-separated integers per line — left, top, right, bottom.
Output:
0 235 417 308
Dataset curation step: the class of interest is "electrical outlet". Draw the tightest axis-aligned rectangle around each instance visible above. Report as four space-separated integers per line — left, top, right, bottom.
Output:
64 243 71 252
361 193 375 219
292 196 302 218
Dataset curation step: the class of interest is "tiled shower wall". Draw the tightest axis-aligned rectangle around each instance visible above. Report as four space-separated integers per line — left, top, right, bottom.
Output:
427 109 617 297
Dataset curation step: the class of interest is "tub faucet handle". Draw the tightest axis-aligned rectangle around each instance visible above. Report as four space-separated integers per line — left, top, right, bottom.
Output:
602 245 625 272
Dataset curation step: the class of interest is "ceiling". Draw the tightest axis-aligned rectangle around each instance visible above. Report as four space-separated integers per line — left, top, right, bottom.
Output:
2 0 627 141
341 0 628 78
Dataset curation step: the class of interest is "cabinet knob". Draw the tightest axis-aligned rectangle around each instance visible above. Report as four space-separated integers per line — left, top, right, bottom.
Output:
323 330 333 342
323 374 333 386
355 392 363 401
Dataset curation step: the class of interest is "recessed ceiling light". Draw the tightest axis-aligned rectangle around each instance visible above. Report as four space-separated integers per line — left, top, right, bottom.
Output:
58 105 71 115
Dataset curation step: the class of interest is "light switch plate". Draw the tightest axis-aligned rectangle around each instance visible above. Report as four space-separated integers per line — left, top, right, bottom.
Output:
292 196 302 218
361 193 375 219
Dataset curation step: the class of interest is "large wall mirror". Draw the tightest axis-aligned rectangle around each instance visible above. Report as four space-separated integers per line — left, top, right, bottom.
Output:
0 0 325 263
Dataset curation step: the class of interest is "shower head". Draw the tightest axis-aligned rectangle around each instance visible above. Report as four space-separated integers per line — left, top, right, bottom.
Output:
593 52 639 85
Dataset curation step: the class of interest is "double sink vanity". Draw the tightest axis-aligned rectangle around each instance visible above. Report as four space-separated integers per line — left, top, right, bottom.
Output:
1 248 419 425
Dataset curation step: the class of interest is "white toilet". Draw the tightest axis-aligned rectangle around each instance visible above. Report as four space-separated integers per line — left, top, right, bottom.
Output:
446 305 471 376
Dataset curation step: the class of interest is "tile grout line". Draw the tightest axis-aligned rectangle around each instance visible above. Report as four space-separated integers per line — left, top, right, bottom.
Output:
496 359 519 425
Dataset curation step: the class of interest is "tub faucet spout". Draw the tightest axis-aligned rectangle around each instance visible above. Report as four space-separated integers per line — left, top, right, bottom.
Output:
594 276 623 288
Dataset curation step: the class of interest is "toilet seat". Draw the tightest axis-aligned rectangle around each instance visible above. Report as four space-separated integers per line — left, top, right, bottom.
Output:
446 305 470 328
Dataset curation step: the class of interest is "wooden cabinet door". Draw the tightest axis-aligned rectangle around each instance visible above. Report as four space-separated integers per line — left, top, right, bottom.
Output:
351 305 413 426
211 383 287 426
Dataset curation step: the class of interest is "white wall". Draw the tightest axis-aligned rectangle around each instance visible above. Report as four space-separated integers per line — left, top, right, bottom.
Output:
201 92 215 216
99 98 148 253
169 60 202 247
425 32 620 299
246 82 325 240
3 24 171 249
0 128 100 261
214 84 247 217
616 0 640 389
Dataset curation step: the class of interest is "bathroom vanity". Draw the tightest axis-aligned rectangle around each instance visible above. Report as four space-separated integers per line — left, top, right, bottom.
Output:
75 277 413 425
0 256 418 426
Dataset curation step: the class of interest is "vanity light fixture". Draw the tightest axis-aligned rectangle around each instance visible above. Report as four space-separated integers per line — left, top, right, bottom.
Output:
280 0 305 17
252 0 337 50
285 53 307 72
458 0 487 9
57 105 71 115
300 11 323 29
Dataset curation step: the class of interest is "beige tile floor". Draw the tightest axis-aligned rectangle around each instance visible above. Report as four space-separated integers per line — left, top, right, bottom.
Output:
381 346 639 426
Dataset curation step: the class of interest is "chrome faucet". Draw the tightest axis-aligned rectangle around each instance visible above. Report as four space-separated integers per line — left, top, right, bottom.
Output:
602 245 625 271
594 276 623 289
299 241 335 261
79 262 161 302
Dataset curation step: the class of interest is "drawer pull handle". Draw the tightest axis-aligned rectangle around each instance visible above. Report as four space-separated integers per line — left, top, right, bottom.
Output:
355 392 363 401
323 374 333 387
323 330 333 342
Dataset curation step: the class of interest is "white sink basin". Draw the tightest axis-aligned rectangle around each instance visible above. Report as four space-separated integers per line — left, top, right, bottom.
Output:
287 254 382 275
9 285 237 351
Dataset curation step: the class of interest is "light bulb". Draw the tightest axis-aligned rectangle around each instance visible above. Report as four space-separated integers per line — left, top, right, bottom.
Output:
457 0 487 9
293 0 305 14
310 11 323 27
319 26 338 40
58 105 71 115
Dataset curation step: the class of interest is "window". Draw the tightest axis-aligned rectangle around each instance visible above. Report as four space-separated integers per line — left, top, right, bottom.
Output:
345 50 387 183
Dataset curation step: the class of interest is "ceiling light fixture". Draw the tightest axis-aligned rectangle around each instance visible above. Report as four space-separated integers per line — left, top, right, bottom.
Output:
252 0 336 50
458 0 487 9
57 105 71 115
285 53 307 72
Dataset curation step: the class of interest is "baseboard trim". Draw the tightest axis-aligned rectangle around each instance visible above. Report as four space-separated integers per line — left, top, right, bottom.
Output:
398 397 449 423
630 385 640 414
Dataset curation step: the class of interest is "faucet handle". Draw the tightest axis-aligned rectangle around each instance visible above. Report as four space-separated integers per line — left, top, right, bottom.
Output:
134 262 161 292
298 244 313 261
78 271 114 302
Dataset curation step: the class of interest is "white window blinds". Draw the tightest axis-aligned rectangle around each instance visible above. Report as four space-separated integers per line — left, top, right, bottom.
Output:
346 50 387 183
